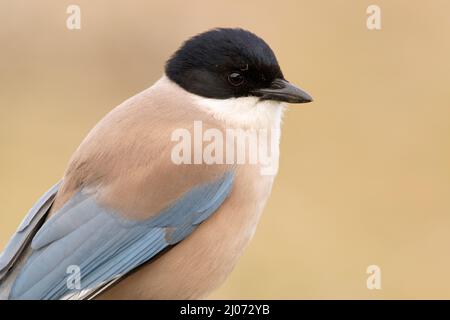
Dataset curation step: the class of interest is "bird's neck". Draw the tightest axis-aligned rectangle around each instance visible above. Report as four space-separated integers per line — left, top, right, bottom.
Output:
193 95 285 130
157 75 286 130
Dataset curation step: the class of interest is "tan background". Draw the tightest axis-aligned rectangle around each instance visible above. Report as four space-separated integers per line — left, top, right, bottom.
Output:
1 0 450 299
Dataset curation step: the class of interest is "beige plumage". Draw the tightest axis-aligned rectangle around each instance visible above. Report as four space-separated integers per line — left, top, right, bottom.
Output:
67 76 278 299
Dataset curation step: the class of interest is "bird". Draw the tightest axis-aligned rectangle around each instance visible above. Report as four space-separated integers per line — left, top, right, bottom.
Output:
0 28 312 300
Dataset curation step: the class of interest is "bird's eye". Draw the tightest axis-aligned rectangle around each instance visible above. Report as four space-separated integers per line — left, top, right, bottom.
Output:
228 72 244 86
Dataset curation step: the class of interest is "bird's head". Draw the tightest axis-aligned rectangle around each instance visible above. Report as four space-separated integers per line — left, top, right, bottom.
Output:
165 28 312 126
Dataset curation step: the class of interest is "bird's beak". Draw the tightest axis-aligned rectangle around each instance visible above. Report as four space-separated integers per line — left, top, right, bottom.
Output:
251 79 313 103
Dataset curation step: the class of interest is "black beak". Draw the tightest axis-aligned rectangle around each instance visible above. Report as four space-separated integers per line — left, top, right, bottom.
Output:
251 79 313 103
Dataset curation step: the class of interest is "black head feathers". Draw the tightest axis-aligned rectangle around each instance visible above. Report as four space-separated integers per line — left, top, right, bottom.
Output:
165 28 284 99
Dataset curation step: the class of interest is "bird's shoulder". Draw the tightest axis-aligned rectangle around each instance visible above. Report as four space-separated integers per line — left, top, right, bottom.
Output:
50 77 231 220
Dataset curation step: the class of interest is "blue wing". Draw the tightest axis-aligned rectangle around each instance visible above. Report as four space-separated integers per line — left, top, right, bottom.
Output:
0 182 61 280
9 171 234 300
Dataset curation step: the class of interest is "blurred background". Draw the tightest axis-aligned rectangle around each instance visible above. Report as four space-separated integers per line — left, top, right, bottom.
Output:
1 0 450 299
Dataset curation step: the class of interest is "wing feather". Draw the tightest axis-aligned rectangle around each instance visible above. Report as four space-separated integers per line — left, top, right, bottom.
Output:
0 182 61 281
9 171 234 300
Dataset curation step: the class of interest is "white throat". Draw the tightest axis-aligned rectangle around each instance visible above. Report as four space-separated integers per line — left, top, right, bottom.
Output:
159 75 286 129
193 95 286 129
